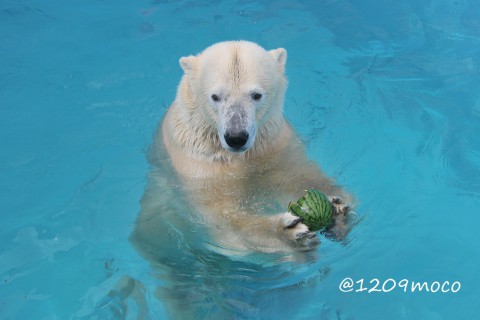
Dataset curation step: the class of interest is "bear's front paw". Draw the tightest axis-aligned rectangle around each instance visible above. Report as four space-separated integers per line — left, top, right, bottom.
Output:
325 196 352 240
329 196 350 216
280 212 319 248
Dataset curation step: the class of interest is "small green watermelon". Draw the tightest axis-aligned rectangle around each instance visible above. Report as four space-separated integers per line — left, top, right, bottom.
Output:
288 189 333 231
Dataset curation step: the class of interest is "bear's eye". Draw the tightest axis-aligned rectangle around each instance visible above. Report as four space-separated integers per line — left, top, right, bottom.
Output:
251 92 262 101
211 94 220 102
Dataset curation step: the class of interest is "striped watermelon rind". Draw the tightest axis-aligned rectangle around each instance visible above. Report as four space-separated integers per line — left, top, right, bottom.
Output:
288 189 333 231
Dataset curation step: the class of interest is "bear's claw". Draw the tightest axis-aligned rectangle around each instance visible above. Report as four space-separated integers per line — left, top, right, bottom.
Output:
280 212 320 248
295 231 317 240
294 231 320 247
285 216 303 229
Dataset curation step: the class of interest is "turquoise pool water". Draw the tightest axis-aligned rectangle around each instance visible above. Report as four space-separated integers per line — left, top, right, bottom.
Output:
1 0 480 319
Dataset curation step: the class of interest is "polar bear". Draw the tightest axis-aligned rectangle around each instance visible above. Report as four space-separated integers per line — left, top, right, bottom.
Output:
131 41 352 256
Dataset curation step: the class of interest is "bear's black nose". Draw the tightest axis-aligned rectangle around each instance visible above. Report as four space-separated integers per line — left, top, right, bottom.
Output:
224 131 249 150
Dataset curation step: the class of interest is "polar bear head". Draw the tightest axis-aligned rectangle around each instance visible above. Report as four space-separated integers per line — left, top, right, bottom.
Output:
178 41 287 154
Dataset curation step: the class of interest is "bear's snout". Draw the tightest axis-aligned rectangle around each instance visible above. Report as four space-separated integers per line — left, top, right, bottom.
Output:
224 130 249 151
219 103 256 153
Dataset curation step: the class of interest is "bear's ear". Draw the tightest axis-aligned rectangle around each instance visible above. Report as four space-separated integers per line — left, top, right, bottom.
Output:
269 48 287 70
179 55 197 74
